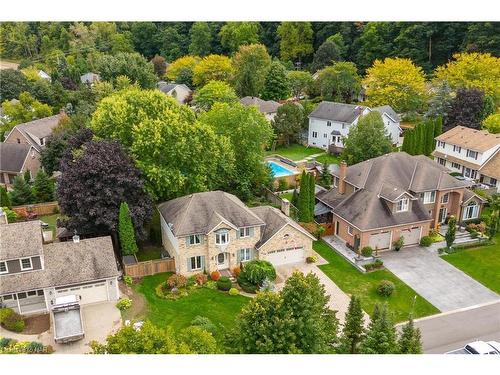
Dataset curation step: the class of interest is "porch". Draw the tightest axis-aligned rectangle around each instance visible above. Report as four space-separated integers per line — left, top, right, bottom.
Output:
0 289 48 315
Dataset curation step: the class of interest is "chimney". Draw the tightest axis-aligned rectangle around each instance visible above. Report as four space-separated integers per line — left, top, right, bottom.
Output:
72 230 80 243
338 161 347 195
281 198 291 217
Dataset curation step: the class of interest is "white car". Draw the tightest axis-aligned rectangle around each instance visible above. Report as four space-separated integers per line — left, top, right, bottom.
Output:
447 340 500 354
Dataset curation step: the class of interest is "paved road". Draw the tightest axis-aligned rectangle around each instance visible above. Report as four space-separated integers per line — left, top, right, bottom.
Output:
381 247 499 311
399 300 500 353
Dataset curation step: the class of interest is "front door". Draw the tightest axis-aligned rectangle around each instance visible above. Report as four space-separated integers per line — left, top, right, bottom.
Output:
216 252 229 270
335 221 340 236
438 207 447 224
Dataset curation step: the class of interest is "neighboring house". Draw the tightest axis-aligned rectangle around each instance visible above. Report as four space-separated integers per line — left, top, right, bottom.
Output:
3 114 61 153
158 81 192 104
80 72 101 85
0 143 41 186
239 96 281 121
432 126 500 192
315 152 484 252
307 101 402 153
158 191 315 275
0 219 120 315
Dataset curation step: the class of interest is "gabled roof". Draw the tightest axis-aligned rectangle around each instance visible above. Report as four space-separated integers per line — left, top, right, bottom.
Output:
373 105 400 122
309 101 366 123
378 183 414 202
480 150 500 179
80 72 100 83
435 126 500 153
6 114 61 152
239 96 280 114
250 206 315 249
158 81 192 94
0 143 33 173
0 220 43 260
158 191 265 237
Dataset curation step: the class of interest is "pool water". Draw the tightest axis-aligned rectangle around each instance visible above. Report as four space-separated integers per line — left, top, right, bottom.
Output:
267 161 295 177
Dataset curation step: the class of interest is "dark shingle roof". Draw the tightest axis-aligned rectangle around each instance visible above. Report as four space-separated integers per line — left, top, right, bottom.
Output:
7 114 61 151
239 96 281 114
0 220 43 260
373 105 400 122
0 143 32 173
309 101 366 123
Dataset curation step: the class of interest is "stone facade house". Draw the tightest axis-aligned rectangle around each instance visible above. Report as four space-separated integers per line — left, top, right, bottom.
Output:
158 191 315 275
0 143 41 187
315 152 484 252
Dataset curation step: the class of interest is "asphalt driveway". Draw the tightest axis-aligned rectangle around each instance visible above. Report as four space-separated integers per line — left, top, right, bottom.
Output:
381 247 499 312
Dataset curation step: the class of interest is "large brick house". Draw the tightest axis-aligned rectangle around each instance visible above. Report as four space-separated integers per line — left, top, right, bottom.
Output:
315 152 484 252
158 191 315 275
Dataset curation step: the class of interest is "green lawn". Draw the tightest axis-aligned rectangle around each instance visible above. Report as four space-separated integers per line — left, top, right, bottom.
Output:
279 192 294 202
136 246 163 262
314 241 439 322
314 153 340 165
136 273 250 331
266 144 324 161
442 235 500 294
39 214 60 236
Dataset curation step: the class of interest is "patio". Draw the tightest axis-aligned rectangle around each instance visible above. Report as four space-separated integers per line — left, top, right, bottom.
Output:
322 235 370 272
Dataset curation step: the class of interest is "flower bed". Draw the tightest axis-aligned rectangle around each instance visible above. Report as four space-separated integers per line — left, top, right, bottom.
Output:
0 337 53 354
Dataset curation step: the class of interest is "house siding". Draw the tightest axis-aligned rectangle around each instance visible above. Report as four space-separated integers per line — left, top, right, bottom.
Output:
4 255 42 275
258 224 313 260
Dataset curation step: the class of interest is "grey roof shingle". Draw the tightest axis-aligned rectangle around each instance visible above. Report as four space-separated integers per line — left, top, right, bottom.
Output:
309 101 366 123
158 191 266 237
0 143 32 173
373 105 400 122
158 81 191 94
0 220 44 260
239 96 281 114
7 114 61 152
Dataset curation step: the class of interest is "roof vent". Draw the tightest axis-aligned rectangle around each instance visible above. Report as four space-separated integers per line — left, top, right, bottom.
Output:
168 222 174 231
72 230 80 243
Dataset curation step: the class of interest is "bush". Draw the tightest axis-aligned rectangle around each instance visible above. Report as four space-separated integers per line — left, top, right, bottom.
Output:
195 273 208 285
278 178 288 191
210 271 221 281
470 230 479 239
123 276 133 286
361 246 373 257
429 228 440 237
419 236 433 247
205 280 217 290
228 288 239 296
116 298 132 311
306 256 317 263
393 236 404 251
238 260 276 286
167 274 187 289
2 311 25 332
237 274 259 293
232 266 241 277
216 276 232 291
0 337 12 348
190 316 217 336
364 259 384 271
377 280 395 297
0 308 13 324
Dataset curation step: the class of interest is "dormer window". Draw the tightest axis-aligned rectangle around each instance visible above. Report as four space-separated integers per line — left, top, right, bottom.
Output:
396 198 409 212
0 261 8 274
215 230 229 245
20 257 33 271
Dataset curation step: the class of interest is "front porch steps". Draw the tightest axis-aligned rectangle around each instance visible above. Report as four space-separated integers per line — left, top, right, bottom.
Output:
219 269 236 283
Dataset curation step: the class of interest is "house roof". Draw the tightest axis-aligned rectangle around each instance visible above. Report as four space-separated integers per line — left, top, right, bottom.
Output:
0 220 44 260
480 150 500 179
316 188 347 210
158 191 266 237
158 81 191 94
250 206 315 249
239 96 281 114
378 183 413 202
435 126 500 153
80 72 100 83
373 105 400 122
0 143 32 173
0 236 120 295
6 114 61 152
309 101 366 123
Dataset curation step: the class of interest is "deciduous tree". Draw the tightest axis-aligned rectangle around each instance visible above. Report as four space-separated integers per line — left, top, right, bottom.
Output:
483 111 500 134
192 54 234 87
166 55 200 86
232 44 271 97
261 60 290 101
277 22 314 64
151 55 167 78
189 22 213 56
311 39 344 73
192 80 237 111
0 69 29 102
316 62 361 103
446 88 485 130
95 52 157 89
272 103 304 145
288 71 313 99
219 22 260 53
1 92 53 133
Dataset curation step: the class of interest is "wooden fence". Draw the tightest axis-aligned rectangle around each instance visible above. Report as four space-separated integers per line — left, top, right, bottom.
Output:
124 258 176 278
12 201 59 217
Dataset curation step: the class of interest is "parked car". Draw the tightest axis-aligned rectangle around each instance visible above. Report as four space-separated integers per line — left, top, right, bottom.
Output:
447 340 500 354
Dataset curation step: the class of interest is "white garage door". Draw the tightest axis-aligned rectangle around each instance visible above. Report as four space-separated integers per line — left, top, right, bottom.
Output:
402 227 421 245
265 246 304 266
56 282 108 305
369 231 391 250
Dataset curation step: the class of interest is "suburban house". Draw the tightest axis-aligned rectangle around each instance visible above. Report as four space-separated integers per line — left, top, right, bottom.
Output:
239 96 281 121
0 217 120 315
80 72 101 85
432 126 500 192
315 152 484 252
0 143 41 186
3 114 61 153
307 101 401 153
158 81 192 104
158 191 315 275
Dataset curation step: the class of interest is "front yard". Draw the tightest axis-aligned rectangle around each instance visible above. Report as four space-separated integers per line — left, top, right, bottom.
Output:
135 273 250 331
314 241 439 322
442 234 500 294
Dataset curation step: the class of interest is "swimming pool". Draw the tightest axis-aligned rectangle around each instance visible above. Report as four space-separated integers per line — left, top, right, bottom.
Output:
267 161 296 177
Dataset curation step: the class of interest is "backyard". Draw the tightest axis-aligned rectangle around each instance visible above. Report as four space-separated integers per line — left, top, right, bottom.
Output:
313 241 439 322
39 213 60 236
266 144 324 161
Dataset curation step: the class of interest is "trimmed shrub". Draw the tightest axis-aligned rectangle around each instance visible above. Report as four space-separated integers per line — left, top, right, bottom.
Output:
190 316 217 336
210 271 221 281
123 276 133 286
361 246 373 257
2 311 25 332
306 255 317 263
216 276 232 291
228 288 239 296
237 274 259 293
0 308 13 324
205 280 217 290
470 230 479 239
377 280 395 297
238 260 276 286
393 236 404 251
116 298 132 311
364 259 384 271
0 337 12 348
419 236 433 247
167 274 187 289
232 266 241 277
195 273 208 285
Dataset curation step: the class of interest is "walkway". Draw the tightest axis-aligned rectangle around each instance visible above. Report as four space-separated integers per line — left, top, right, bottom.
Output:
381 246 499 312
322 235 366 271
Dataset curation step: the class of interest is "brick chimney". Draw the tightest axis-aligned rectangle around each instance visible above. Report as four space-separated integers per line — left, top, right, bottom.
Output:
338 161 347 195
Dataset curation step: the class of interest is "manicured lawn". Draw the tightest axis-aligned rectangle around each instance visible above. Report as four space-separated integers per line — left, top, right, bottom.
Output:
38 214 60 236
136 273 250 331
267 144 324 161
314 241 439 322
136 246 163 262
314 153 340 165
279 192 294 202
442 235 500 294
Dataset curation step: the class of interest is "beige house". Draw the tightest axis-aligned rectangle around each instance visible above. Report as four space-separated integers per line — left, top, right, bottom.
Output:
158 191 315 275
239 96 281 121
4 114 61 152
0 143 41 187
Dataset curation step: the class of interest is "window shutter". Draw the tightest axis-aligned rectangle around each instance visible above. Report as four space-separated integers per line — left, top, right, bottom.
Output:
236 229 240 239
236 249 242 263
250 248 255 260
201 256 206 271
186 236 190 247
249 227 254 237
187 258 192 272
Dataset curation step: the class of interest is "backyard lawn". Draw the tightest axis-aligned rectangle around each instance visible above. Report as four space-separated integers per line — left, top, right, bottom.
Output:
136 273 250 331
442 235 500 294
136 246 163 262
267 144 324 161
38 214 60 236
279 191 294 202
314 153 341 165
313 241 439 322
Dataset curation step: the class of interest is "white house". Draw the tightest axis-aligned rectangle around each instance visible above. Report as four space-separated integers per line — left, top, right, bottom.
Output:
158 81 192 104
432 126 500 192
307 101 401 152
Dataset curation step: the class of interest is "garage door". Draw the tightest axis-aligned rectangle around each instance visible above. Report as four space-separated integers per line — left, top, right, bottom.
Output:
402 227 421 245
265 246 304 266
56 282 108 305
369 231 391 250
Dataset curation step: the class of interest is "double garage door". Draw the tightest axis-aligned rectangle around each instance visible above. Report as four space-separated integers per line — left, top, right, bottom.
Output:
369 227 421 249
265 246 304 266
55 281 108 305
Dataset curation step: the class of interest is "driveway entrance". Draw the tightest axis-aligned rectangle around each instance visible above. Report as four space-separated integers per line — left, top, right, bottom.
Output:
381 247 499 312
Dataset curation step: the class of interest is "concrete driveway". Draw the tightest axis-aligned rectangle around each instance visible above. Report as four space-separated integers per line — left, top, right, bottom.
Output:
381 247 499 312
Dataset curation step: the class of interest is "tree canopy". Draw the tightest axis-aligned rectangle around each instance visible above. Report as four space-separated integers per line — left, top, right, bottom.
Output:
189 22 213 56
277 22 314 64
232 44 271 97
95 52 157 89
192 54 234 87
261 60 290 101
272 103 304 145
192 80 238 111
219 22 260 53
316 62 361 103
165 55 200 86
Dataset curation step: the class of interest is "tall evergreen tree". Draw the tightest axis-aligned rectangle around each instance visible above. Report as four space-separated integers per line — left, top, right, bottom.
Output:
261 60 290 101
360 304 398 354
0 186 11 208
434 117 443 138
425 120 436 156
338 295 365 354
291 188 299 208
308 172 316 220
319 162 332 187
10 175 34 206
118 202 139 255
298 170 311 222
32 170 55 203
445 216 457 248
398 317 423 354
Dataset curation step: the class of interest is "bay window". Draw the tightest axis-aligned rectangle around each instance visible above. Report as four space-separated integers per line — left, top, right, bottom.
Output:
215 230 229 245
